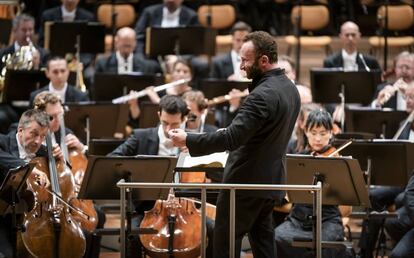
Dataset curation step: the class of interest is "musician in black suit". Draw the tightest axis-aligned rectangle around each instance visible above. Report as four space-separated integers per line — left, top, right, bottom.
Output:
372 52 414 110
95 27 161 75
0 109 55 257
323 21 380 71
134 0 198 54
37 0 95 47
29 57 89 107
170 31 301 258
0 14 49 70
384 172 414 258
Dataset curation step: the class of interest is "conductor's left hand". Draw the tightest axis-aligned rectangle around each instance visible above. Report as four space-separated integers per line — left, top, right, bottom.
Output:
168 129 187 148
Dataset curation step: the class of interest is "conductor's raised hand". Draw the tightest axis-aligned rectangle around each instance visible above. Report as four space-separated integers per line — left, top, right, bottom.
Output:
168 129 187 148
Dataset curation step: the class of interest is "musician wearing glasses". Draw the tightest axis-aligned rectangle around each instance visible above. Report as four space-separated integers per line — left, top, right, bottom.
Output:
94 27 161 75
323 21 380 72
29 57 89 107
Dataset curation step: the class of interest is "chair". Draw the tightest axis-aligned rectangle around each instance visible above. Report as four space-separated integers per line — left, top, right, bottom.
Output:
368 5 414 54
96 4 136 52
284 5 332 56
197 4 236 52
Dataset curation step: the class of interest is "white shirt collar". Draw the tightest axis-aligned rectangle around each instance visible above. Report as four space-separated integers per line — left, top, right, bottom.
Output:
396 90 407 111
157 125 178 156
161 6 180 27
16 133 35 162
341 49 358 71
61 5 76 22
116 51 134 74
409 129 414 141
48 82 68 103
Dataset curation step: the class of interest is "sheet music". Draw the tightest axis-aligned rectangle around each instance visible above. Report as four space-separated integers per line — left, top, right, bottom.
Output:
177 152 229 168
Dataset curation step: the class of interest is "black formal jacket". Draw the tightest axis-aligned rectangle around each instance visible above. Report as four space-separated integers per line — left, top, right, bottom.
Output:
0 44 50 70
109 127 159 156
323 51 381 71
29 84 90 107
0 131 46 182
210 53 234 79
38 6 95 47
186 68 301 200
95 53 162 74
406 174 414 223
134 4 199 53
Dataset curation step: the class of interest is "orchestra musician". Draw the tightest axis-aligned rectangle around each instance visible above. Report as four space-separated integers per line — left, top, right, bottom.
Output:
0 109 56 257
372 51 414 110
275 109 352 258
134 0 199 54
94 27 161 75
29 56 89 107
323 21 380 72
182 90 218 134
169 31 301 258
359 82 414 258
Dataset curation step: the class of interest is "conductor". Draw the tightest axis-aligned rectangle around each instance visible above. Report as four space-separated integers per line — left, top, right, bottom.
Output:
169 31 300 257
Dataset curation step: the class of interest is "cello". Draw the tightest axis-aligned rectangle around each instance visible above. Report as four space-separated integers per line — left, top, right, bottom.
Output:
22 131 86 258
139 189 203 258
58 113 98 233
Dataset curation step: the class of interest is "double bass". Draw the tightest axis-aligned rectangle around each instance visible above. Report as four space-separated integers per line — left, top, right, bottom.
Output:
22 132 86 258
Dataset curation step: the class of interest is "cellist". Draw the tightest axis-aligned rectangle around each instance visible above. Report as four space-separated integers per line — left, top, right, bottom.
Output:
0 109 55 257
32 91 104 258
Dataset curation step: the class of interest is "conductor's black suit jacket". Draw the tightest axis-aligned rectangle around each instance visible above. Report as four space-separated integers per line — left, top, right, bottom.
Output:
186 68 301 201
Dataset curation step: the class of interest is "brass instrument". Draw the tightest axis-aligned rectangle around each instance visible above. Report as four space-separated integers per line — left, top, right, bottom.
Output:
0 37 38 99
112 78 191 104
66 53 86 93
207 89 249 106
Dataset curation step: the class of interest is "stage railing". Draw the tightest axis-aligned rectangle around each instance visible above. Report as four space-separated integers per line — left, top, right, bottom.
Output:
117 181 323 258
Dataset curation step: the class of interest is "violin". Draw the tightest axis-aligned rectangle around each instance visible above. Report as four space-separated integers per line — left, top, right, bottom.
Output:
59 113 98 233
22 132 86 258
139 190 203 258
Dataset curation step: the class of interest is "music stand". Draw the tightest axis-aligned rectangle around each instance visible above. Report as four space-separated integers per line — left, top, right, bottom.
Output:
0 164 35 258
286 154 369 251
345 107 407 139
64 102 129 145
78 155 176 257
44 21 105 55
88 138 125 156
92 73 164 101
145 26 217 58
333 140 414 187
2 69 49 106
310 69 382 105
199 79 250 100
0 18 12 47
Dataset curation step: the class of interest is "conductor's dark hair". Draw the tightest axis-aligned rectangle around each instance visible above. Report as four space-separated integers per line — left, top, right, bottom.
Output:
243 31 278 64
305 109 333 131
159 95 189 118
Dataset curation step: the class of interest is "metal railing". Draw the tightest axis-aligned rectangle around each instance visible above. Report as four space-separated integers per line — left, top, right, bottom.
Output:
117 181 323 258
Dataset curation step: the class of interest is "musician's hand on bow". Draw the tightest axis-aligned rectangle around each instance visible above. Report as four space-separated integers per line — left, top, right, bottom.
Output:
168 129 187 148
30 167 50 188
65 134 84 153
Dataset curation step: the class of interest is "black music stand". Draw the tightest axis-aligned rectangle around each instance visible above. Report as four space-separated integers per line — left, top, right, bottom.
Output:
64 102 129 145
0 18 12 47
145 26 217 58
92 73 164 101
199 79 250 100
286 154 369 251
88 138 125 156
78 155 177 257
310 69 382 105
2 69 49 106
334 140 414 187
138 101 159 128
45 21 105 55
0 164 35 258
345 107 407 139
